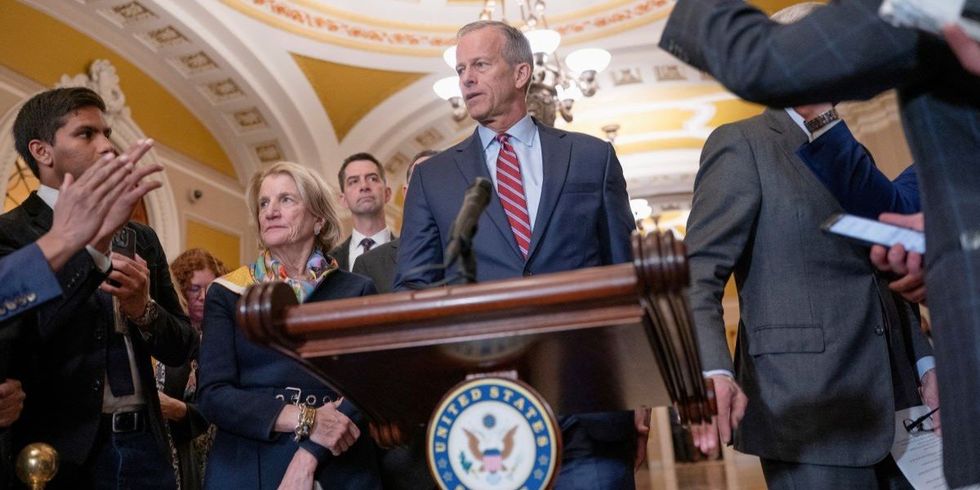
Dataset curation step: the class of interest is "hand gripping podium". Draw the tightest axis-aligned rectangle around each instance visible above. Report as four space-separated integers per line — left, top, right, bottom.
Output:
237 232 715 489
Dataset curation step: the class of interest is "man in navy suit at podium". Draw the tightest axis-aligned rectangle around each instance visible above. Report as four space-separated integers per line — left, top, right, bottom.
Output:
394 20 645 489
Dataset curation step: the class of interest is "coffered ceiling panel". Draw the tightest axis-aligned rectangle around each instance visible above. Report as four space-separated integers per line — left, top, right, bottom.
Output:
0 0 236 177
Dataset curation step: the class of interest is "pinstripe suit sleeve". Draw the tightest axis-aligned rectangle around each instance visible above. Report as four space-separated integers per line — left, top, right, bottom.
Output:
684 123 762 373
659 0 923 107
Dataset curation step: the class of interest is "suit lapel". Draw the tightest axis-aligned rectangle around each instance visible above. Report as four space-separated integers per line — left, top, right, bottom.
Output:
332 237 352 270
765 109 807 159
453 128 523 260
528 122 570 260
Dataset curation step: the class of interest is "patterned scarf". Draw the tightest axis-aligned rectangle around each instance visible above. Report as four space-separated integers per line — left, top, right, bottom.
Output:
249 248 337 303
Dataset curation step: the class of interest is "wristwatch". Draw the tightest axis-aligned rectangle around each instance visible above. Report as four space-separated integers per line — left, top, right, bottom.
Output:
130 299 159 327
804 108 840 133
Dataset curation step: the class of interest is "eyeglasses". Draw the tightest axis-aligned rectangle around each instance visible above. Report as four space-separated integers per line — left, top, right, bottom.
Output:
903 406 939 433
183 285 206 299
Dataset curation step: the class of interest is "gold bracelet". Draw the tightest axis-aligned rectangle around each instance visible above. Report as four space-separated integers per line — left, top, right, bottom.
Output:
293 404 316 442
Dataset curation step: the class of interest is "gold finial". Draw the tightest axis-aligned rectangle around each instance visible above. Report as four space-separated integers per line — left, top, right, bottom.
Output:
16 443 58 490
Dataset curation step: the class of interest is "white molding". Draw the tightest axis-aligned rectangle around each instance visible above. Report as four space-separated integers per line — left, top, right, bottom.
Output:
19 0 309 184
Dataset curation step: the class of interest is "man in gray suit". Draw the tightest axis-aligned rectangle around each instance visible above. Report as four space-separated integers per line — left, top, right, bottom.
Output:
660 0 980 485
688 103 937 487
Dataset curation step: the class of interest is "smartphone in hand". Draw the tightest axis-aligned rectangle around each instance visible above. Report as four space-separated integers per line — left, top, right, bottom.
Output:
821 213 925 254
111 227 136 258
108 227 136 287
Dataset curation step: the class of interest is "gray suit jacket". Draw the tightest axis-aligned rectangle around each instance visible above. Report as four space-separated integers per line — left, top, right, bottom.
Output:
685 109 931 466
660 1 980 483
351 239 398 294
331 233 396 272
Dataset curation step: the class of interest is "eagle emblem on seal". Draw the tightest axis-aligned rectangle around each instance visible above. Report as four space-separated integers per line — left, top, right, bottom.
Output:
460 414 519 484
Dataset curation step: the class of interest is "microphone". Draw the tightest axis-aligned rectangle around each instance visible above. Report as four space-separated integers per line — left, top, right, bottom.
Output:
444 177 493 282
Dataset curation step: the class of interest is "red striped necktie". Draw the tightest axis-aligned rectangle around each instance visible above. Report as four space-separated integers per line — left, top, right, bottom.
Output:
494 133 531 259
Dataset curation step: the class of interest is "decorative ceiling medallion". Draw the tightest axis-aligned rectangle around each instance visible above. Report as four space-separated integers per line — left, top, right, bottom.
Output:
232 108 268 132
254 141 284 162
414 128 443 148
109 2 156 24
222 0 669 56
144 26 189 49
202 78 246 103
173 51 220 76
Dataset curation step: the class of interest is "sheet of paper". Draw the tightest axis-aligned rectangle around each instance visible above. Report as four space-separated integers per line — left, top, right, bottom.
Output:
892 405 980 490
880 0 980 41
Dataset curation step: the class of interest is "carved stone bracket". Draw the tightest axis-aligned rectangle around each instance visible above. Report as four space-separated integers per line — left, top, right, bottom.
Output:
56 59 131 121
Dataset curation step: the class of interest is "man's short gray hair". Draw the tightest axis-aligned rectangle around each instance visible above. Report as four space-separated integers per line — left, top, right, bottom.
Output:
457 20 533 69
771 2 823 24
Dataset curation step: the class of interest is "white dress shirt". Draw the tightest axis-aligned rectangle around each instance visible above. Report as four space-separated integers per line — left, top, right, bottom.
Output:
349 227 392 268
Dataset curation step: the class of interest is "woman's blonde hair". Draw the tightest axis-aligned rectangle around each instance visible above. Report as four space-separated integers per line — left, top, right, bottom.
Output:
246 161 341 252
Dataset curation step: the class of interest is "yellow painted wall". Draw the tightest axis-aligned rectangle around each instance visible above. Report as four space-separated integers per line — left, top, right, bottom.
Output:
186 219 241 269
0 0 236 178
292 53 426 142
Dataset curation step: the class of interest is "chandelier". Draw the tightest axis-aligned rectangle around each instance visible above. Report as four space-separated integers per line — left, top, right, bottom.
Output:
432 0 612 127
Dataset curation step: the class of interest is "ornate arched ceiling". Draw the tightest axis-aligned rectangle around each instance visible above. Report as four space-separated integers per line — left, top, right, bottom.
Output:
3 0 806 202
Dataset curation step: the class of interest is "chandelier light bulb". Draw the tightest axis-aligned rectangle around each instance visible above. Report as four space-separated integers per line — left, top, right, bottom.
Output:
443 46 457 70
556 84 583 101
433 76 462 100
565 48 612 74
524 29 561 54
630 199 653 220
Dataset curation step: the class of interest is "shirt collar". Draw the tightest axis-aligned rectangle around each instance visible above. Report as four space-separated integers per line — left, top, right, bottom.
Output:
350 227 390 246
478 114 536 151
36 184 59 210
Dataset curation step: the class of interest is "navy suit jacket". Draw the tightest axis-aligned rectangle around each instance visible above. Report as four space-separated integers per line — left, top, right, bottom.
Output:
197 270 381 489
394 119 637 442
0 244 62 324
394 119 635 288
796 121 919 219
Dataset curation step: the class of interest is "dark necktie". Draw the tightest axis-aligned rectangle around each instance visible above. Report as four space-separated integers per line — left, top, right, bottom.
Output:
495 134 531 259
360 237 376 253
100 293 135 396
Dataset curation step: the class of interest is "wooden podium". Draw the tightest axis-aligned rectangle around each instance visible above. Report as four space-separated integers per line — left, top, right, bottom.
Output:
238 232 714 488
